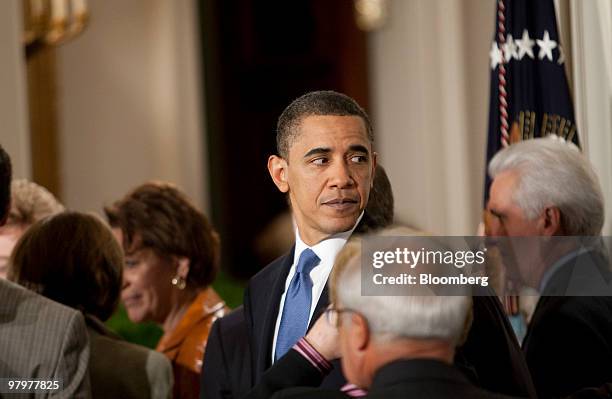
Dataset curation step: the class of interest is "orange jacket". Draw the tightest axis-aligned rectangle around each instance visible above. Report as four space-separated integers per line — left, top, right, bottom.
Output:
157 287 229 399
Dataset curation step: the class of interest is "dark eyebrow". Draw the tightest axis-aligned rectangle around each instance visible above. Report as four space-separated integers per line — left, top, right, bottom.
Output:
303 144 370 159
303 147 331 158
349 144 370 154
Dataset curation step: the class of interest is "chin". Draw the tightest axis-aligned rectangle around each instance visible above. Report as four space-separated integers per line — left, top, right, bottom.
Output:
324 220 358 235
329 212 362 230
125 309 146 324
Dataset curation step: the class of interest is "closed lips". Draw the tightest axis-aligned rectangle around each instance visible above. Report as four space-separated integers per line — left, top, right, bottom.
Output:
323 198 358 208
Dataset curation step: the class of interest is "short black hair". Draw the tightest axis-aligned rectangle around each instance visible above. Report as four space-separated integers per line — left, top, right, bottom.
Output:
0 145 12 222
276 90 373 158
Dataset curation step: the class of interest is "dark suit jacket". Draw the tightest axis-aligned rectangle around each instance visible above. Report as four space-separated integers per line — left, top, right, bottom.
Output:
85 314 173 399
523 250 612 399
201 306 253 399
244 248 347 389
246 351 523 399
457 287 536 397
243 249 536 398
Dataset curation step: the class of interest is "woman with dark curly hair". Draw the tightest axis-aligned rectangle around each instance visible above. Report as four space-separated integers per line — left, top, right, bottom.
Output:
9 212 173 399
105 181 229 399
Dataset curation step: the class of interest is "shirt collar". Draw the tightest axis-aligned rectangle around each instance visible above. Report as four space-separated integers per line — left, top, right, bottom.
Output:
294 211 364 264
538 247 590 292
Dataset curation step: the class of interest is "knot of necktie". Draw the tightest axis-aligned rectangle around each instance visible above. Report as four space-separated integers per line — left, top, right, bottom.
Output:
296 248 320 275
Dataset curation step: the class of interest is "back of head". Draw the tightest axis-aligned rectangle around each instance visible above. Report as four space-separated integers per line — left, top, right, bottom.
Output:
276 90 373 158
360 165 394 232
7 179 65 227
488 137 604 235
104 181 220 289
9 211 123 321
330 227 471 345
0 146 12 223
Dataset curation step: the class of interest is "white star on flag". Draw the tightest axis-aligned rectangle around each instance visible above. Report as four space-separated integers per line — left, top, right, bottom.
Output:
537 30 558 61
557 45 565 65
516 29 535 59
489 41 503 69
503 34 518 62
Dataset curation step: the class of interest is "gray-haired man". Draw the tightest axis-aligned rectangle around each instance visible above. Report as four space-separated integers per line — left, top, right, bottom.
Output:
487 137 612 398
246 231 522 399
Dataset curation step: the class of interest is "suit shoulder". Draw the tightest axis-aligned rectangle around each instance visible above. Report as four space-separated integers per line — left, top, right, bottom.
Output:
217 306 246 331
249 252 292 287
88 328 172 399
89 328 163 363
0 279 89 387
0 278 81 324
536 295 612 320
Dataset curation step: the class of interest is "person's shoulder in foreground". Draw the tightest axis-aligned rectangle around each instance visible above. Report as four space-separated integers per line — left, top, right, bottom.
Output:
0 278 91 398
85 314 173 399
201 305 252 399
245 229 527 399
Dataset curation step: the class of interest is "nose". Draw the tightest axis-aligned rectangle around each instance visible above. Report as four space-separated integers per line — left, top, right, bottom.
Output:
328 160 355 189
485 211 506 237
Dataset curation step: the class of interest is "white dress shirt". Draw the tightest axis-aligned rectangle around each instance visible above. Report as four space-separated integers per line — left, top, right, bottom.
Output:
271 212 363 362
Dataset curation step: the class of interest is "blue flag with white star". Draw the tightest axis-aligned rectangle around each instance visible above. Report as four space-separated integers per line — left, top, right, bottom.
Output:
484 0 578 203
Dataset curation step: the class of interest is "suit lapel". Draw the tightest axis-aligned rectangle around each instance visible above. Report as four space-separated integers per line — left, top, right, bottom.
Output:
252 249 294 381
308 284 330 330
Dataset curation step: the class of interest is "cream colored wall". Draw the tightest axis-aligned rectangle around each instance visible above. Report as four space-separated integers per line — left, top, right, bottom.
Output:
7 0 610 235
56 0 208 214
570 0 612 234
368 0 495 235
0 0 31 179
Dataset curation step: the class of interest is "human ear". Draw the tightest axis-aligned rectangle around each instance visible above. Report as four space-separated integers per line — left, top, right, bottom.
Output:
350 313 370 351
176 257 190 279
268 155 289 193
540 206 562 236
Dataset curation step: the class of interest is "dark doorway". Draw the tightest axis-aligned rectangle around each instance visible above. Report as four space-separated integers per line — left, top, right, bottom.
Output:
199 0 370 280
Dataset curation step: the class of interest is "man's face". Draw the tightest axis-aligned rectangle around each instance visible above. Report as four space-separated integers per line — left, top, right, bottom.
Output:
338 306 369 388
487 169 550 288
487 170 541 237
270 115 376 245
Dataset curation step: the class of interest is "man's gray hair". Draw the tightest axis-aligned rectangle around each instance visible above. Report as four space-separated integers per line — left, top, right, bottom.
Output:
334 230 471 344
488 137 604 236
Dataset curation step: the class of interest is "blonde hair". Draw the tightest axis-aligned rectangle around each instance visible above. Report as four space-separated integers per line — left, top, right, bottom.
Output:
7 179 64 227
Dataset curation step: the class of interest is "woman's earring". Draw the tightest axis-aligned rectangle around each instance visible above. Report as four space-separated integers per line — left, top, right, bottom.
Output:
171 275 186 290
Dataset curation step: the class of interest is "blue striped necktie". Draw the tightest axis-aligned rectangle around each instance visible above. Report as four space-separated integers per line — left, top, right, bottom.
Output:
275 248 320 361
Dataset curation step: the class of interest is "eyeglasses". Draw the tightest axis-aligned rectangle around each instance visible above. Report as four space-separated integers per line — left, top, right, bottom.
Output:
324 307 359 328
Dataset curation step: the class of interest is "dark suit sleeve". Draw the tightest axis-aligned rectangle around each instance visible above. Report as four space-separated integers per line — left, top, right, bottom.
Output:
459 293 536 398
201 318 231 399
243 349 325 399
525 301 612 399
